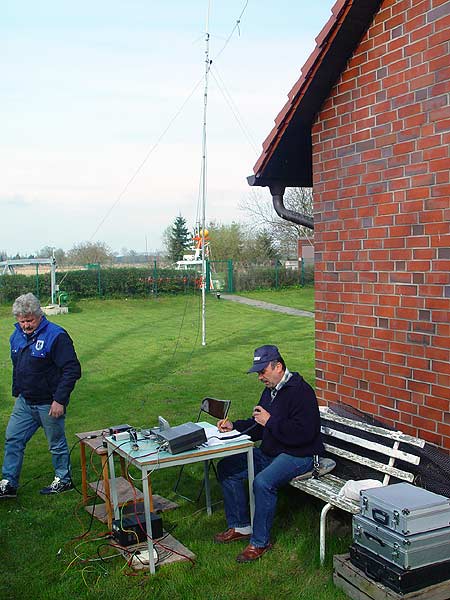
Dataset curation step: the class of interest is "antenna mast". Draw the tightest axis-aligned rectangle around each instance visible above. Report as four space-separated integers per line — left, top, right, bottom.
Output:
201 1 211 346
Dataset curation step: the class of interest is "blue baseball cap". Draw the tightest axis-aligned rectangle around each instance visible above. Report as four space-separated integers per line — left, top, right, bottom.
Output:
247 345 282 373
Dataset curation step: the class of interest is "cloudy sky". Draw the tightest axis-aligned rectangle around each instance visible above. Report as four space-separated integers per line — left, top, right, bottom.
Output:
2 0 336 256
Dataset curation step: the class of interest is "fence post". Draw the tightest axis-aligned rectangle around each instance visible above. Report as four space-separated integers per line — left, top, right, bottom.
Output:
35 264 39 298
227 259 233 293
206 260 211 293
98 266 102 298
153 260 158 296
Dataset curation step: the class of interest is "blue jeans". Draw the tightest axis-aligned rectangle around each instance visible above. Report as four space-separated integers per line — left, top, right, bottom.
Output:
2 395 71 488
217 447 313 548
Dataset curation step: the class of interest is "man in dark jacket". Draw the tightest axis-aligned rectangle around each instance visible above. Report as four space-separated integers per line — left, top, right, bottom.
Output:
0 293 81 499
214 345 324 562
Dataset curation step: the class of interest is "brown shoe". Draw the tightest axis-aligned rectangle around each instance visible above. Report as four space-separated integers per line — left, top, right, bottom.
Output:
236 543 273 563
214 528 251 544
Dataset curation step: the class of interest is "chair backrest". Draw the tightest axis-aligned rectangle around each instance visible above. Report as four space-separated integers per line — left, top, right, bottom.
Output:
198 397 231 421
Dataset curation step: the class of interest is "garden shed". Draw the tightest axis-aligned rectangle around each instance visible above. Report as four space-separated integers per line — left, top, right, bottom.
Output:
248 0 450 450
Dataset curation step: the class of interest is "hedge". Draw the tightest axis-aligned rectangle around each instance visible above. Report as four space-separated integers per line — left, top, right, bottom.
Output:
0 263 314 304
0 267 199 304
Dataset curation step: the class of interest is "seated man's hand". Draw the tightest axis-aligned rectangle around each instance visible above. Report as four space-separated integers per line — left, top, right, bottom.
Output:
217 418 233 432
253 405 270 426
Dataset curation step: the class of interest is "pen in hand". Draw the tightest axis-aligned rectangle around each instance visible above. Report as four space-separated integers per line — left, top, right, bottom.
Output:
218 418 232 432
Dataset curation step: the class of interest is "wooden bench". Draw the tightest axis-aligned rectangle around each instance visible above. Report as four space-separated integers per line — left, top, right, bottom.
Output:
290 406 426 564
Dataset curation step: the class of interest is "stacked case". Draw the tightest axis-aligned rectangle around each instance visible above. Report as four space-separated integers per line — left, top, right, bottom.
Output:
349 482 450 594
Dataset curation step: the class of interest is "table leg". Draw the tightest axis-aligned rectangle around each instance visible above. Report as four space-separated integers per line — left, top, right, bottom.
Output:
247 447 255 525
119 456 126 478
203 460 212 516
80 442 88 504
147 475 154 513
142 467 156 574
107 443 119 521
100 454 113 529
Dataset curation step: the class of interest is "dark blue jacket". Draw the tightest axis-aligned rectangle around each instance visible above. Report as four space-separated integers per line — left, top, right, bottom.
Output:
233 372 324 458
10 316 81 406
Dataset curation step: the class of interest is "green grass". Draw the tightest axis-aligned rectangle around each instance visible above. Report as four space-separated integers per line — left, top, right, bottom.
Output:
237 286 315 313
0 294 349 600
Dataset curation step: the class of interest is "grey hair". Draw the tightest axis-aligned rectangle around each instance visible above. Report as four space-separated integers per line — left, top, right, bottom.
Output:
12 293 44 318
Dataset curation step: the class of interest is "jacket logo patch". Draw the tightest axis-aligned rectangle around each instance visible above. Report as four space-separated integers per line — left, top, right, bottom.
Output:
35 340 44 351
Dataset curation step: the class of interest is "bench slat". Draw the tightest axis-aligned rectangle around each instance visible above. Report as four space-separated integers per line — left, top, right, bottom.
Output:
320 407 425 448
290 474 360 513
321 426 421 465
324 443 415 482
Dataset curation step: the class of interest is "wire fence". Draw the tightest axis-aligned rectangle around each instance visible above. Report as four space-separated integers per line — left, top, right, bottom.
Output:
0 260 314 305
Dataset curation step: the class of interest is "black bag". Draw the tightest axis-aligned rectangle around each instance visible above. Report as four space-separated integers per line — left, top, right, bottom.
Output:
349 542 450 594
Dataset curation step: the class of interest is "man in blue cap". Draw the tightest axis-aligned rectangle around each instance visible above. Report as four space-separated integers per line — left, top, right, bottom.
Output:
214 344 324 562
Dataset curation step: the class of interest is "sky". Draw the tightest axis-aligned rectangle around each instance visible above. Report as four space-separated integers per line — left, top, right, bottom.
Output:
1 0 336 256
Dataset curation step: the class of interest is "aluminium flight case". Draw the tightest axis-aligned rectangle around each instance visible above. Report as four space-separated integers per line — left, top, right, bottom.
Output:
349 542 450 595
359 482 450 535
353 513 450 570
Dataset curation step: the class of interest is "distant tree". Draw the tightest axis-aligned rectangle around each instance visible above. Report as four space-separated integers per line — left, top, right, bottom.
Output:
36 246 66 266
207 221 246 261
53 248 66 266
247 229 279 263
166 215 191 263
239 187 313 258
36 245 54 258
66 241 113 266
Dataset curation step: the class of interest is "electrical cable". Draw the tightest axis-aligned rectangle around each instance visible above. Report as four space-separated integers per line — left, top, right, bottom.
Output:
212 0 250 63
210 65 259 154
87 76 204 244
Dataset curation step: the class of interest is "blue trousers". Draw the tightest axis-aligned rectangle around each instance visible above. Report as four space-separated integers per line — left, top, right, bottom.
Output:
2 395 71 488
217 447 313 548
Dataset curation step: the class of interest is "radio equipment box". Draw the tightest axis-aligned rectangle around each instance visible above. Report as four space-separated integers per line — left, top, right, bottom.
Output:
153 422 206 454
360 482 450 535
112 512 163 546
353 513 450 570
108 424 132 435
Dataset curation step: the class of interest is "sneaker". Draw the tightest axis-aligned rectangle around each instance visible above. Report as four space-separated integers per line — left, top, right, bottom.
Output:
0 479 17 499
39 476 73 495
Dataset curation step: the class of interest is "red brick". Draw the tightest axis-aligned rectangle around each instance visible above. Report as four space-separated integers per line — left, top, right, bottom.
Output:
312 0 450 451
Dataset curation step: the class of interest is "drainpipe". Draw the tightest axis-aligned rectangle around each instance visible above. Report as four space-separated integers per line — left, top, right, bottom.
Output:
269 183 314 230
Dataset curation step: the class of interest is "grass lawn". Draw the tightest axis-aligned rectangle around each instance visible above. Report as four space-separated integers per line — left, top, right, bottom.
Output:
237 286 315 313
0 293 349 600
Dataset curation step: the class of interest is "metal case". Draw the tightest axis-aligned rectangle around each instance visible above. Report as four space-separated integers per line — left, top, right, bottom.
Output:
360 482 450 535
353 514 450 569
349 543 450 595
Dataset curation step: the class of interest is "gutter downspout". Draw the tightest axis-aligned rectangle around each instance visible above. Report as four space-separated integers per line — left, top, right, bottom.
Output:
269 183 314 230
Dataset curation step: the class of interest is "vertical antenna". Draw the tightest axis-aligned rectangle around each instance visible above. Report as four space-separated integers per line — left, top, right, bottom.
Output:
201 0 211 347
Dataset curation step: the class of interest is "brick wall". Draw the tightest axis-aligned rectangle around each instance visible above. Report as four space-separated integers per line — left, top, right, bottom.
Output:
313 0 450 449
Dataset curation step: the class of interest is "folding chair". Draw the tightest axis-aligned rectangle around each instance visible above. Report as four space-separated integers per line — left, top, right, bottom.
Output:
173 397 231 501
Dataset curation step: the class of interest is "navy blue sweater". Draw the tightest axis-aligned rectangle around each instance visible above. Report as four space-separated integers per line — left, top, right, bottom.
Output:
10 316 81 406
233 372 324 457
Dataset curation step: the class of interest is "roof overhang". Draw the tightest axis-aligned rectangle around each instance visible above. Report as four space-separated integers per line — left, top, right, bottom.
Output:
248 0 383 189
